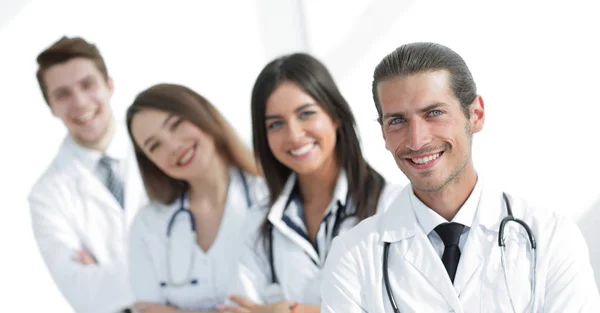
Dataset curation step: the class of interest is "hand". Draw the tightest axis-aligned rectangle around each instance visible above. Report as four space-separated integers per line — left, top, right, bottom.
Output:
77 249 97 265
132 302 179 313
217 296 293 313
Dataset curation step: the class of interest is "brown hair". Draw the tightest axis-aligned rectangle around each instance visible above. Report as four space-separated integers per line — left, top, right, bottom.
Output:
36 36 109 104
126 83 261 204
372 42 477 122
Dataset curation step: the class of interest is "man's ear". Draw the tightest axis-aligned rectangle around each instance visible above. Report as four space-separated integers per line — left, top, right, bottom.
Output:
470 95 485 134
107 77 114 95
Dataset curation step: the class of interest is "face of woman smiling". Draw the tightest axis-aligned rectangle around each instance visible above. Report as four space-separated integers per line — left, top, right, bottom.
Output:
264 81 338 176
131 108 218 181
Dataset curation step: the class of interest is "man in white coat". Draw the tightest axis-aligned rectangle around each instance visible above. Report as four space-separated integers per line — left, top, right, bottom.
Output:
321 42 600 312
28 36 147 313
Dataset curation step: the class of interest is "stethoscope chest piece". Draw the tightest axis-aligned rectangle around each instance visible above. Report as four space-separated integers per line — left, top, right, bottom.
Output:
263 283 286 303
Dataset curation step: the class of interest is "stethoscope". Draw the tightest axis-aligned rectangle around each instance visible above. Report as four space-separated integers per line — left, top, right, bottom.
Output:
267 193 372 284
383 192 537 313
159 169 251 288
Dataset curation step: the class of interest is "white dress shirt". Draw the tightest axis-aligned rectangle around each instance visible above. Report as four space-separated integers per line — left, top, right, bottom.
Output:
68 127 128 185
410 177 482 258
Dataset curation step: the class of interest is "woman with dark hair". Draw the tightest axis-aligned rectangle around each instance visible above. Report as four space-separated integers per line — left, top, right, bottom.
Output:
221 54 401 313
126 83 267 313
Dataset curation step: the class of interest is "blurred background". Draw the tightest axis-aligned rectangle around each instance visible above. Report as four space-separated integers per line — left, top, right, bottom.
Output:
0 0 599 311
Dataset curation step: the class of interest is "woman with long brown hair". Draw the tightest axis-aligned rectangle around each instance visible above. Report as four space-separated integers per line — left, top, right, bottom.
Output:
221 54 401 313
126 83 266 313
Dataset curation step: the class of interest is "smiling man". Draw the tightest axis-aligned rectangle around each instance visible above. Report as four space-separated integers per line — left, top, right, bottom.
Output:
320 42 600 312
28 36 147 313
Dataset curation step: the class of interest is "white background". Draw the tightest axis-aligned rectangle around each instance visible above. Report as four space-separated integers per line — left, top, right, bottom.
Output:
0 0 599 311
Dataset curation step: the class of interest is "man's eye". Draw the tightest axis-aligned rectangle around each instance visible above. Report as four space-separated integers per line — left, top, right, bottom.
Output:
389 117 405 125
428 110 443 117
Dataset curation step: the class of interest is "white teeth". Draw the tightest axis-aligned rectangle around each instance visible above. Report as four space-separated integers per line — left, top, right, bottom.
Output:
411 152 441 164
76 111 95 122
178 149 194 165
290 143 315 156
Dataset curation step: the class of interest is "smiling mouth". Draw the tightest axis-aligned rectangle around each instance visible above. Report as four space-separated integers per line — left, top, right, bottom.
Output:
289 143 315 157
73 109 97 124
177 146 196 166
407 152 443 165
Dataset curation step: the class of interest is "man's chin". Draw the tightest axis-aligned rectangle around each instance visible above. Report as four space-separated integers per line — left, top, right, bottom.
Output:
72 128 112 148
410 176 447 193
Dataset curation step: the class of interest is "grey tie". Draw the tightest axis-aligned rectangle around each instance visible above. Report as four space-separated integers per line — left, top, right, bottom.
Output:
98 155 125 209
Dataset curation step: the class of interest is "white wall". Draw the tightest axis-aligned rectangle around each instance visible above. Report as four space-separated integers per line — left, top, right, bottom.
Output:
0 0 598 311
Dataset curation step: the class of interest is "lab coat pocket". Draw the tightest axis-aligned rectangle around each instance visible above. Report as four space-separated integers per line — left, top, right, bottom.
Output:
480 230 533 313
162 282 220 311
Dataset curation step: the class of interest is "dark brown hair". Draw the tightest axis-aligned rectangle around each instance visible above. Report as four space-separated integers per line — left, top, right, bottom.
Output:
251 53 386 240
372 42 477 122
126 83 260 204
36 36 109 104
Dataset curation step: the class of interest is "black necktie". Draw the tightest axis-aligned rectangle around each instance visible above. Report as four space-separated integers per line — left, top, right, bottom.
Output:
434 222 464 283
98 155 125 209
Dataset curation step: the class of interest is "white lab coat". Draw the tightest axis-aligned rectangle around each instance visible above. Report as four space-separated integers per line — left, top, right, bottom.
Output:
321 180 600 313
128 168 268 311
28 125 148 313
227 171 402 306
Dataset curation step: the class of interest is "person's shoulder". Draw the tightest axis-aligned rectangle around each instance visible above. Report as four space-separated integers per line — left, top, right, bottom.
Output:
338 210 384 250
130 199 176 235
244 200 269 228
237 178 269 240
492 186 575 251
342 183 409 249
503 190 565 227
28 138 75 197
376 180 405 213
235 170 269 221
503 191 592 268
240 171 270 209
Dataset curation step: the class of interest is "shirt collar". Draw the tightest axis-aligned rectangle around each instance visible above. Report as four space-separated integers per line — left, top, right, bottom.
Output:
282 169 348 214
166 166 242 212
269 169 349 225
411 175 483 235
67 123 130 170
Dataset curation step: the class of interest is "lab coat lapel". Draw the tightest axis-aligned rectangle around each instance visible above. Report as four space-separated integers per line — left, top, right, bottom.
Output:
404 228 463 312
268 174 320 263
452 226 484 298
454 183 504 298
381 188 463 313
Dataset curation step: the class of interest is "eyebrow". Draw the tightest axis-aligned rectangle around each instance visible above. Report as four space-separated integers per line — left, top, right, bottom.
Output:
50 74 96 98
162 113 176 127
265 103 315 121
142 113 176 147
51 86 69 98
382 102 448 121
